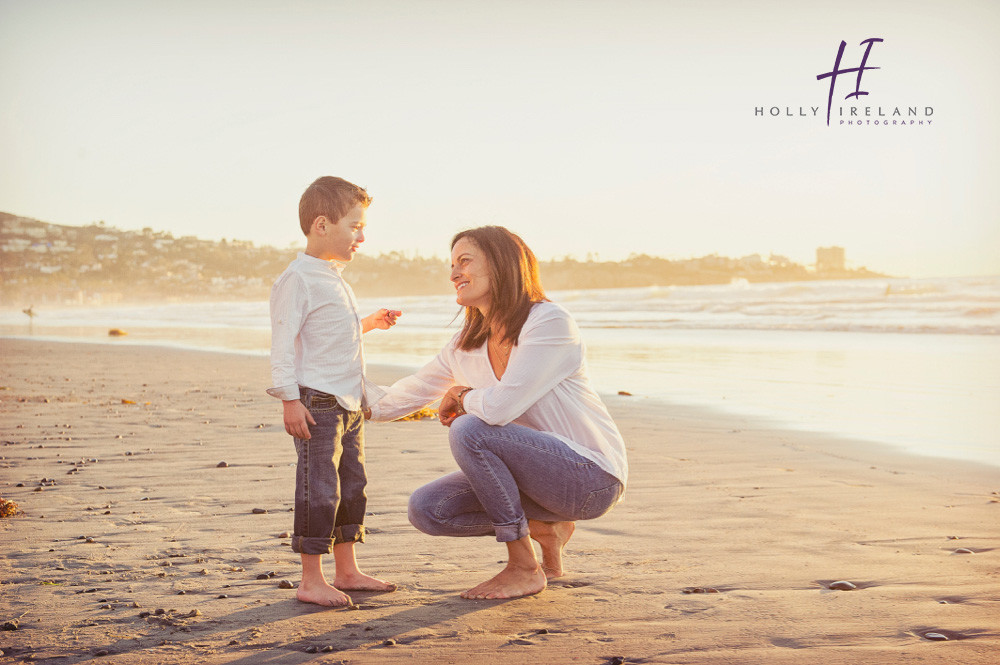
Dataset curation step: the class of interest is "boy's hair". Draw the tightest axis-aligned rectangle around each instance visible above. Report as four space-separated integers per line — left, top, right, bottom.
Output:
298 176 373 236
452 226 548 352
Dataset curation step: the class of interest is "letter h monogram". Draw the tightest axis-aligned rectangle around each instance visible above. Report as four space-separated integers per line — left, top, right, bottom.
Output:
816 38 884 126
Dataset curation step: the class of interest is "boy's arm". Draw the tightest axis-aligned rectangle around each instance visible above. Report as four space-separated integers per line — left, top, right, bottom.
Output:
267 272 312 437
362 308 401 333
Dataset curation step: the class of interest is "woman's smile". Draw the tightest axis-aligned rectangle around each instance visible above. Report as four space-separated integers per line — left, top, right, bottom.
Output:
450 238 490 311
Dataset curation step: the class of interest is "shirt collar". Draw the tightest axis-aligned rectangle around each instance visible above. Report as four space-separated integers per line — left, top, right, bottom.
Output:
298 251 346 274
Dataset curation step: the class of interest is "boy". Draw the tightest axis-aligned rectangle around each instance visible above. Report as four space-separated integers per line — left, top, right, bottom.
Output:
267 176 400 607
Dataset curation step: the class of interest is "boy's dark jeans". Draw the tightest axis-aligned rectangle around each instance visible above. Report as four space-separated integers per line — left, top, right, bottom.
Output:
291 386 367 555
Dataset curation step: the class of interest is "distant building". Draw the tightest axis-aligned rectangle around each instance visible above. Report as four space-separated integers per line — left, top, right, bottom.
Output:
816 246 846 272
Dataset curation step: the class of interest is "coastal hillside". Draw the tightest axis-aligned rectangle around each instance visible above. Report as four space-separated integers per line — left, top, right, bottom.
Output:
1 212 884 305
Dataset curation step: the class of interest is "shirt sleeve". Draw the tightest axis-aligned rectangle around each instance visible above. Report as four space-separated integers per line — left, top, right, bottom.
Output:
368 338 458 421
266 271 307 401
463 305 581 426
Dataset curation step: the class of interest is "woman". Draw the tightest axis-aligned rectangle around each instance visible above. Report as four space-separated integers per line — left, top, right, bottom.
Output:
368 226 628 599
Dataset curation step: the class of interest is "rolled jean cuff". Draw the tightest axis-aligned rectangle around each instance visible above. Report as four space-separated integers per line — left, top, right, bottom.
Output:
292 535 333 555
334 524 366 545
493 518 529 543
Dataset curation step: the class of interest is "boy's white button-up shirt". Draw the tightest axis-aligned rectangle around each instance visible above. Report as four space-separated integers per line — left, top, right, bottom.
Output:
267 252 368 411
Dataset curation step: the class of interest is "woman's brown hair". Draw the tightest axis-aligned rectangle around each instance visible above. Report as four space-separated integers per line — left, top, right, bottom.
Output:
452 226 547 351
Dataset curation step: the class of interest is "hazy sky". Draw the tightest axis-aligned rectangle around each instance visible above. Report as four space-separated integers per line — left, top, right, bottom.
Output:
2 0 998 277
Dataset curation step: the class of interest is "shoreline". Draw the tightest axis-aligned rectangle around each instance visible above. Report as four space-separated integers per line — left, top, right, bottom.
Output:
4 332 999 471
2 339 998 664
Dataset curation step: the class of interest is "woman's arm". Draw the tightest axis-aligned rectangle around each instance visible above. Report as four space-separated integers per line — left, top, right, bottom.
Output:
462 305 581 426
367 338 459 421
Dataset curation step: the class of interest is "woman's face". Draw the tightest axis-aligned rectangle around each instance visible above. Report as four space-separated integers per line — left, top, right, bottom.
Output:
450 237 492 313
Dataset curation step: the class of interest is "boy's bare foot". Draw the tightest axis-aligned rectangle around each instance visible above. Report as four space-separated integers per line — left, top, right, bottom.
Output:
460 563 547 600
295 579 352 607
528 520 575 579
334 571 397 593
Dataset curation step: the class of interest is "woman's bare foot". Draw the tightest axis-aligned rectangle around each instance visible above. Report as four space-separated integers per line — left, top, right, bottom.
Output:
460 562 547 600
333 571 397 593
295 579 352 607
528 520 575 579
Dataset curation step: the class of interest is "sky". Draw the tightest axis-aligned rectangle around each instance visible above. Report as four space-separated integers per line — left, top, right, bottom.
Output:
1 0 998 277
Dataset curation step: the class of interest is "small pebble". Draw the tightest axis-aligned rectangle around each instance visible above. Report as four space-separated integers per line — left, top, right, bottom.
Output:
251 508 268 514
828 581 857 591
177 590 186 595
138 612 151 618
322 645 335 652
94 649 110 657
100 604 112 609
610 657 626 665
305 646 318 653
278 532 290 538
924 632 949 641
383 639 396 646
278 580 295 589
187 609 201 617
217 461 229 468
217 594 229 599
154 608 166 615
85 537 96 544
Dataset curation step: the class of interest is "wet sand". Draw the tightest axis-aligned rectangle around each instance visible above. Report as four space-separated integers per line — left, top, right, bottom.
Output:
1 338 998 664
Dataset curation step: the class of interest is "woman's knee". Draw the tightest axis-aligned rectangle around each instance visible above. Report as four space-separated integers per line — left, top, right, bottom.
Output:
407 483 440 534
448 414 488 456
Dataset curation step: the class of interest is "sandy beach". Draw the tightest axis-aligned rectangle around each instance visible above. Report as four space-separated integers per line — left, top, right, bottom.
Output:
1 338 998 664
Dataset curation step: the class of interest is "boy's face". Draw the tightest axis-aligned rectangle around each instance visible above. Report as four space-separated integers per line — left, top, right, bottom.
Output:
311 203 367 262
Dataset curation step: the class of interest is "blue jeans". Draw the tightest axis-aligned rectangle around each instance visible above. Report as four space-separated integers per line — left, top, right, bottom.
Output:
408 415 623 542
292 387 367 555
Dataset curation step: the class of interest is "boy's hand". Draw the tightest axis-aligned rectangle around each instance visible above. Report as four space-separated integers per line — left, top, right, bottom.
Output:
362 309 402 333
283 400 316 439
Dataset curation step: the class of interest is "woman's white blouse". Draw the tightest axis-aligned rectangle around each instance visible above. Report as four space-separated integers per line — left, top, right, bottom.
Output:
369 301 628 485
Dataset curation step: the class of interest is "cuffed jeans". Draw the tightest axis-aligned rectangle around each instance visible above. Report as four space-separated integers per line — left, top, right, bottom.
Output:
292 387 367 555
408 415 624 543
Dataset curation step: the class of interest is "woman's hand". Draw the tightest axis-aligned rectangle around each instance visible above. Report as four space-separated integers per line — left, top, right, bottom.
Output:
438 385 471 427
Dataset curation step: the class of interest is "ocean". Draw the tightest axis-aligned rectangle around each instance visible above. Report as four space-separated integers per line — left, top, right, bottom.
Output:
3 275 999 468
